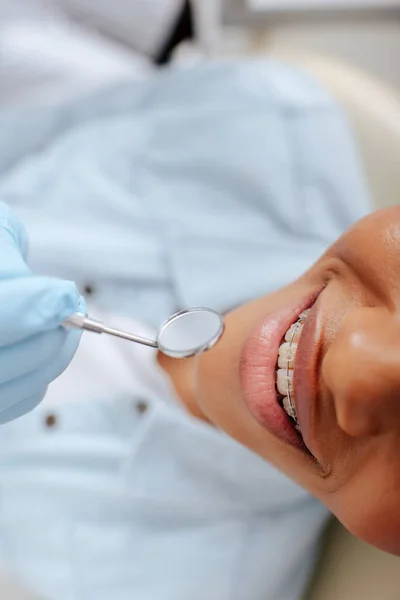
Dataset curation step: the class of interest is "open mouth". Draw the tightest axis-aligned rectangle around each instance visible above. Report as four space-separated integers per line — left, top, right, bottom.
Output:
276 309 311 429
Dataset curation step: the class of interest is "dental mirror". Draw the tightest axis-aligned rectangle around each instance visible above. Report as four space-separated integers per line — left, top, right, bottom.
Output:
64 307 225 359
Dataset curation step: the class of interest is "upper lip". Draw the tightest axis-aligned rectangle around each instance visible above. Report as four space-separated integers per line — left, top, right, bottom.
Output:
293 293 324 450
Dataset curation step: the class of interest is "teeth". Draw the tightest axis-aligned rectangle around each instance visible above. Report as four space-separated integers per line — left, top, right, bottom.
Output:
282 396 297 420
277 369 293 396
284 322 303 343
299 309 311 320
278 342 297 369
276 308 312 430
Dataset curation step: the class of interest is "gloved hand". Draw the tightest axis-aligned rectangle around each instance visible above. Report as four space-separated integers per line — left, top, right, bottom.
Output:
0 201 84 424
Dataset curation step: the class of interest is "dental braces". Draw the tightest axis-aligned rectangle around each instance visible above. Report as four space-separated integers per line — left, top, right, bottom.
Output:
285 311 309 432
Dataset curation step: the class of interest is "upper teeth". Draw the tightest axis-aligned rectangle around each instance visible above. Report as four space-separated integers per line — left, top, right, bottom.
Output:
277 342 297 369
276 309 310 423
277 369 294 396
284 323 303 344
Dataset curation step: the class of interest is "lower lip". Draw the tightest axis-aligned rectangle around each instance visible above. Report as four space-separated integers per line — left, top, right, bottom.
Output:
240 290 320 448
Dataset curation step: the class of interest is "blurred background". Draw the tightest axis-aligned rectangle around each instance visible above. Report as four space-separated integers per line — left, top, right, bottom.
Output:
2 0 400 104
1 1 400 599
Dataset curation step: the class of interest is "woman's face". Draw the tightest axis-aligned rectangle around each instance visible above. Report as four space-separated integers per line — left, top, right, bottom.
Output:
196 207 400 556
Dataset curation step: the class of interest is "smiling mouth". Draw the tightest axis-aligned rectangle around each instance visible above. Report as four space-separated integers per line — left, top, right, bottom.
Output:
276 309 311 429
240 288 321 449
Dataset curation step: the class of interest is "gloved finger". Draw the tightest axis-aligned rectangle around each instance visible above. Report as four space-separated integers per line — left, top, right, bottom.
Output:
0 276 81 347
0 329 68 386
0 388 46 425
0 203 30 276
0 326 81 413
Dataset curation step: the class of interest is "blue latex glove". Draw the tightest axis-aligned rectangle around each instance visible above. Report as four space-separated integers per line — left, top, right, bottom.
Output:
0 202 84 424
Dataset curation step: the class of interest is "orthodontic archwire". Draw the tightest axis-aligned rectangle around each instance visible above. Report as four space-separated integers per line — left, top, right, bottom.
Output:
286 311 308 431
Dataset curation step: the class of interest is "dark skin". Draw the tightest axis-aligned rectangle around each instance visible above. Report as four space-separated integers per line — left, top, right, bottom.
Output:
160 207 400 556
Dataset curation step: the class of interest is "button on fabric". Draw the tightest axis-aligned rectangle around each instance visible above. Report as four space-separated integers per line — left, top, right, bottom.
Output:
134 400 148 415
83 284 95 296
44 414 57 428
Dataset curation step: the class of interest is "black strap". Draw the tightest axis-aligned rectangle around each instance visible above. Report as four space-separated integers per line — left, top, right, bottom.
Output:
155 1 194 65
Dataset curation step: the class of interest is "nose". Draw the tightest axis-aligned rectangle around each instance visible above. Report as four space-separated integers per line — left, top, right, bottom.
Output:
322 306 400 438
